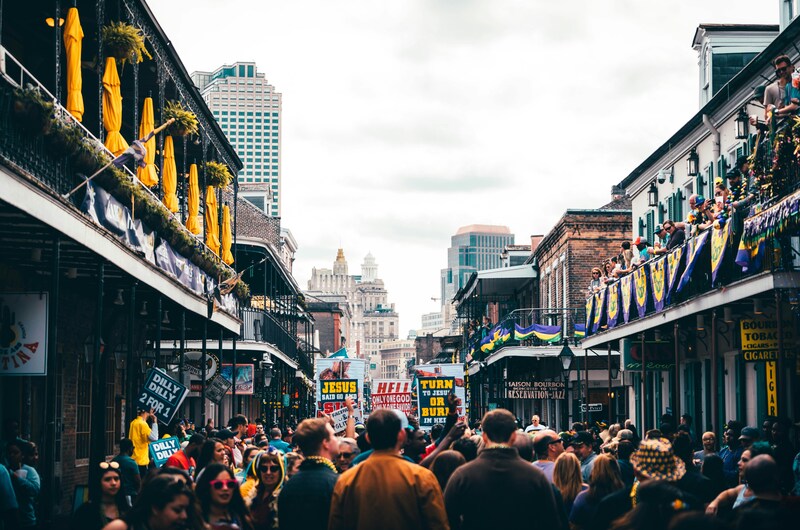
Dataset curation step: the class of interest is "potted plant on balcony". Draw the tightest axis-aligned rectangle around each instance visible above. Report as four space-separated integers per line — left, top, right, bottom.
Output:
11 85 54 136
44 114 82 158
101 21 152 64
204 161 233 188
163 100 199 137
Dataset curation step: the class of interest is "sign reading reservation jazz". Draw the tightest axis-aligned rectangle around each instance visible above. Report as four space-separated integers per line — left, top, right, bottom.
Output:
417 377 455 428
740 319 797 362
504 380 565 400
138 368 189 425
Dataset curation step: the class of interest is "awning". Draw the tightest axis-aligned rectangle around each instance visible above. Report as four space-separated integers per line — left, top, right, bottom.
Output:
454 263 537 304
174 339 298 369
467 345 620 375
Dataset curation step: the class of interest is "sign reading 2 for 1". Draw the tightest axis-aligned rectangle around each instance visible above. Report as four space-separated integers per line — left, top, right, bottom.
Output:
138 368 189 424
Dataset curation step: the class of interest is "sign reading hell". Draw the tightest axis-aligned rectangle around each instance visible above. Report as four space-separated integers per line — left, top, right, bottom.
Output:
417 377 455 427
318 379 358 414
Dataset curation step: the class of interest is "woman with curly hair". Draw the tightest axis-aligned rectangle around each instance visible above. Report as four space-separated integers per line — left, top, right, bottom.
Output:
240 447 285 528
195 463 254 530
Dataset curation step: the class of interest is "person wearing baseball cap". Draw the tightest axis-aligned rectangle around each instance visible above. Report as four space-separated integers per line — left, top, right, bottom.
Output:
571 431 597 482
738 426 761 449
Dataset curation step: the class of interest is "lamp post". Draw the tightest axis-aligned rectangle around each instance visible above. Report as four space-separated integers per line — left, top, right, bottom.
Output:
558 345 574 429
735 108 749 140
687 149 699 177
647 182 659 208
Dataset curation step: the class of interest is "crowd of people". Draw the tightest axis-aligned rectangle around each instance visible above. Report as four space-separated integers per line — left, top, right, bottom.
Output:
2 405 800 530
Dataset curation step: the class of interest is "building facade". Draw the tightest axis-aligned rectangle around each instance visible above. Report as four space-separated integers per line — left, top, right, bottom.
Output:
379 339 416 379
192 62 282 216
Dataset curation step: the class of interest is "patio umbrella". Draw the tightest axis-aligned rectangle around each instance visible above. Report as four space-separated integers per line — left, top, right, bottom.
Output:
63 7 84 121
102 57 128 156
186 164 201 234
162 135 178 212
221 204 234 265
205 186 220 255
136 97 158 186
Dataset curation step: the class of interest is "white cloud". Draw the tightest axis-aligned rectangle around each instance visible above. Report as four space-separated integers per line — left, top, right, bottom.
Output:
147 0 777 334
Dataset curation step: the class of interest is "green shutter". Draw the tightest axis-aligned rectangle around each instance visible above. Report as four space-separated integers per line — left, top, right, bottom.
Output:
646 211 655 243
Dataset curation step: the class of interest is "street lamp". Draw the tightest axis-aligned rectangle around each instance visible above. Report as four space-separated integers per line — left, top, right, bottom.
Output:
558 344 574 381
735 108 749 139
647 182 658 207
260 357 274 388
687 149 699 177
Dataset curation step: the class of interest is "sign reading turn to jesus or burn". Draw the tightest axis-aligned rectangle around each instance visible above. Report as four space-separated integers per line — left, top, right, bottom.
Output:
417 377 454 427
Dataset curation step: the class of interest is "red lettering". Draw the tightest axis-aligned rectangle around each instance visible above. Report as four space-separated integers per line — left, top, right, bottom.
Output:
24 342 38 354
16 351 30 364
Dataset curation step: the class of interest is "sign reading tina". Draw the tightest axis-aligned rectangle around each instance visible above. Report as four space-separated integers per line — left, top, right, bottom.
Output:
740 319 797 362
504 380 565 400
417 377 455 427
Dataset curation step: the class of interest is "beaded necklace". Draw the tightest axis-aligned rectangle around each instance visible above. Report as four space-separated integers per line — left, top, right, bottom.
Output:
304 456 338 473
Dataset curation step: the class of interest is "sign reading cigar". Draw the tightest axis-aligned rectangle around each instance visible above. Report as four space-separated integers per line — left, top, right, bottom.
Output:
504 380 565 400
740 319 797 362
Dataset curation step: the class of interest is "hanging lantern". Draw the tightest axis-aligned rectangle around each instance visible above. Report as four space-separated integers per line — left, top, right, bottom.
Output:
647 182 659 207
735 108 749 140
687 149 699 177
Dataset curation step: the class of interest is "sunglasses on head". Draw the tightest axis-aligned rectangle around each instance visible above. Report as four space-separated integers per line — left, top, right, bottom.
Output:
99 461 120 470
259 465 280 473
209 479 238 490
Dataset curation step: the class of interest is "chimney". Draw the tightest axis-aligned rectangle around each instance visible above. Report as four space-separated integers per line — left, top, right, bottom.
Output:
611 185 625 200
530 234 544 253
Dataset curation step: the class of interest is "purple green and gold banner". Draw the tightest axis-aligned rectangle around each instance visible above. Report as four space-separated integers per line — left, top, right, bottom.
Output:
620 274 633 324
592 288 606 333
676 231 709 293
633 266 648 317
710 222 732 283
666 245 684 303
585 295 595 336
574 324 586 339
649 257 667 312
514 323 562 342
606 281 620 328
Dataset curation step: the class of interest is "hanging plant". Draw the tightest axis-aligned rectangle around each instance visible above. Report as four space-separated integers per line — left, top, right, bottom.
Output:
205 161 233 188
163 100 199 137
11 85 54 136
101 21 152 64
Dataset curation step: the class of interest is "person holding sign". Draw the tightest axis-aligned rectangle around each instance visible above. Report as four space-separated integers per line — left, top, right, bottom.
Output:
129 408 159 476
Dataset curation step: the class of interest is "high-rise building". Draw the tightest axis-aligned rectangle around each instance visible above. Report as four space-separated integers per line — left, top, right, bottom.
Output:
307 250 399 379
440 224 515 305
192 62 282 217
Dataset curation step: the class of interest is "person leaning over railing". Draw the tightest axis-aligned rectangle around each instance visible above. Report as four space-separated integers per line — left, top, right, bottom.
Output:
675 194 714 234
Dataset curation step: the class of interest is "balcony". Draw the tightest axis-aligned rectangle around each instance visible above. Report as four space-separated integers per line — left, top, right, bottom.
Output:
582 117 800 347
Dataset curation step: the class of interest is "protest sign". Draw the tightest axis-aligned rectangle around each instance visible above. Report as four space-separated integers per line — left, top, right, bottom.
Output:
315 357 366 416
371 379 412 414
137 368 188 424
149 436 181 468
205 375 232 404
412 364 466 429
328 404 362 434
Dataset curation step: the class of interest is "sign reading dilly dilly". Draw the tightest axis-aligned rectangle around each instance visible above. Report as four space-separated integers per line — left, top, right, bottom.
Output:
138 368 189 425
149 436 181 468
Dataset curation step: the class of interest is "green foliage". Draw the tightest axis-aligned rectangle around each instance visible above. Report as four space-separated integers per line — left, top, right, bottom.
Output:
163 100 199 137
11 85 54 135
204 161 233 188
101 21 152 64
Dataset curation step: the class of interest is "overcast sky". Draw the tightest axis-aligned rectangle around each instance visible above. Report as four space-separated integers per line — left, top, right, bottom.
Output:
147 0 776 336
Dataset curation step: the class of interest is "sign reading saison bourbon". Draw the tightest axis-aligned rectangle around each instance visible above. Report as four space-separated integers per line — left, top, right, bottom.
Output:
504 380 565 400
371 379 412 414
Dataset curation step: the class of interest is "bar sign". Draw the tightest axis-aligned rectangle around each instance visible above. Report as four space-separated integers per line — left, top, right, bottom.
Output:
766 361 778 416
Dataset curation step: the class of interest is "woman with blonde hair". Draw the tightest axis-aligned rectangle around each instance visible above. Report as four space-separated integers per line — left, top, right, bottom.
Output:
553 452 587 514
240 448 285 528
570 453 624 528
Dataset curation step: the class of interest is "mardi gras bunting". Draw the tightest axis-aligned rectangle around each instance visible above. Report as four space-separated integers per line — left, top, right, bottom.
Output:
710 222 731 283
606 281 620 328
574 324 586 339
676 231 709 293
585 295 595 336
633 266 648 317
592 288 606 333
649 257 667 312
666 245 684 303
620 274 633 324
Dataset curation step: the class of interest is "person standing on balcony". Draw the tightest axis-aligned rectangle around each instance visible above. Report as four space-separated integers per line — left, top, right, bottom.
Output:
648 225 670 256
765 55 800 119
728 157 756 214
587 268 603 294
676 194 713 233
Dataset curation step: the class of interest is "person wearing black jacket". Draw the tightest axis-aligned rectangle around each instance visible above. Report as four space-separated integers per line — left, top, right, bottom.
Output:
444 409 559 530
277 418 340 530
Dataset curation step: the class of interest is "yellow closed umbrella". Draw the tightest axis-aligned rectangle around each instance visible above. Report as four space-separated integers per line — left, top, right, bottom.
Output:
63 7 84 121
221 204 234 265
102 57 128 156
205 186 220 255
136 97 158 186
162 136 178 212
186 164 201 234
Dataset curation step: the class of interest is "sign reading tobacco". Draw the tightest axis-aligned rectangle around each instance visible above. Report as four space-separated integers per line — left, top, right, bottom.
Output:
740 319 797 362
504 380 565 400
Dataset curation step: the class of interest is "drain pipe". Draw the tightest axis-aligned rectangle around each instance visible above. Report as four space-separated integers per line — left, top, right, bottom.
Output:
702 114 720 162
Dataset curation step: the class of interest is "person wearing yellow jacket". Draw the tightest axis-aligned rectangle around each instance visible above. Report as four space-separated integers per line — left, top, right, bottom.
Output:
128 408 159 476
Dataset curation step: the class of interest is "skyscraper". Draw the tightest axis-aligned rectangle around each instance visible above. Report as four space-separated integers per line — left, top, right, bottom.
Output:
440 224 515 304
192 62 282 216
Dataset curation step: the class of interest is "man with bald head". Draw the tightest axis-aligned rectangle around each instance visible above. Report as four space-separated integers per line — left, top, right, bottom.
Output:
532 430 564 481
